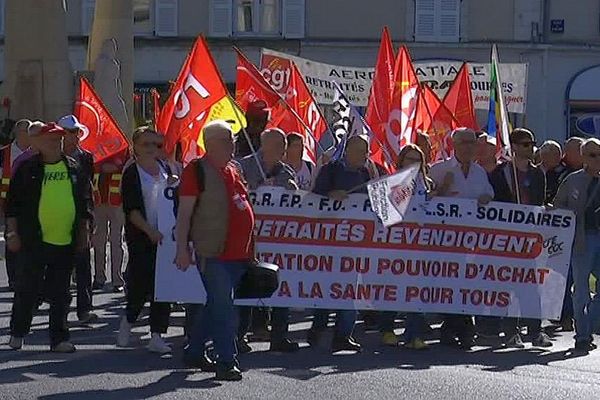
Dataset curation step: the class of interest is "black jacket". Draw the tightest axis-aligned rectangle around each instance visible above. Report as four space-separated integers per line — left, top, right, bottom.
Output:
488 161 546 206
6 154 94 249
122 163 154 252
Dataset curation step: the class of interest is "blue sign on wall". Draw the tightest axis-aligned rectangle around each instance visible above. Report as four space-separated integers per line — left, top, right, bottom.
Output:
551 19 565 33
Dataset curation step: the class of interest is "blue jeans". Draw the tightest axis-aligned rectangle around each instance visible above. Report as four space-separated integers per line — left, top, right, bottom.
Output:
572 232 600 343
186 259 247 366
312 309 356 337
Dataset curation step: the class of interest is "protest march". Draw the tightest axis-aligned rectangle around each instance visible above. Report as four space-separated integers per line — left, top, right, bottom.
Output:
3 24 600 384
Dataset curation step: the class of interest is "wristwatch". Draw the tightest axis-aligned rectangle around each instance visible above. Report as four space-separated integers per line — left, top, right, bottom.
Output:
5 231 17 240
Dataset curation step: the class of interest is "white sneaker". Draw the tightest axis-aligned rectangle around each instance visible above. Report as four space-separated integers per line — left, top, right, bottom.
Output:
116 317 132 347
8 336 23 350
147 333 172 354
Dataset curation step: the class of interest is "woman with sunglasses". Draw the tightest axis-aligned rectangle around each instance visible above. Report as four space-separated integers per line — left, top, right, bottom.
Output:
117 126 172 354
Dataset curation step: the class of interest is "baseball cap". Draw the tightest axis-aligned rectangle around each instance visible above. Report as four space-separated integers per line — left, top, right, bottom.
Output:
39 122 66 136
57 115 86 131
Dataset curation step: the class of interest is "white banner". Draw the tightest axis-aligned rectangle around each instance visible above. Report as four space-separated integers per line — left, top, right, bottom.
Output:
260 48 528 114
156 187 575 319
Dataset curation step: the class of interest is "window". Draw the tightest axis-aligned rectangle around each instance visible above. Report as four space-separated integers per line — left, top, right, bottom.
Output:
234 0 280 36
209 0 304 38
133 0 153 35
415 0 460 42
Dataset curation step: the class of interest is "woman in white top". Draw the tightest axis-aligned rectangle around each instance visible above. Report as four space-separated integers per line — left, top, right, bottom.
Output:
117 127 172 354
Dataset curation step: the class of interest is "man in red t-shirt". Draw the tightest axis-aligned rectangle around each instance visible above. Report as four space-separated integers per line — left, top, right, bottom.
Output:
175 120 254 382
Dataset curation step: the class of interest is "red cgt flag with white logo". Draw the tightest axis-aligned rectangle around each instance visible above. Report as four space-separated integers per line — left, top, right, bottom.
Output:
74 77 130 164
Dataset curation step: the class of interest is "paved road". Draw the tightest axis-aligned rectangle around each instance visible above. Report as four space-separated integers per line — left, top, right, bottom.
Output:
0 258 598 400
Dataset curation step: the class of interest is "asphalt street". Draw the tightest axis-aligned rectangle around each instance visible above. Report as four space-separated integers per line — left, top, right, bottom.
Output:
0 255 598 400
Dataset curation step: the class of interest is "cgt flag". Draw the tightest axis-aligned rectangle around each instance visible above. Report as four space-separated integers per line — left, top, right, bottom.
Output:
367 164 422 227
443 62 479 130
158 36 246 163
74 77 130 164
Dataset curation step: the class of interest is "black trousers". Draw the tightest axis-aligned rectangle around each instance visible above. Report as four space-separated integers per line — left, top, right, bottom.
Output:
124 244 170 333
10 243 74 347
5 245 16 289
441 315 475 341
74 250 93 318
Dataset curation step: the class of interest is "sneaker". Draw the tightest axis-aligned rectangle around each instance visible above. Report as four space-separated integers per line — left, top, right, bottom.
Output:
8 336 23 350
147 333 172 354
381 331 398 347
215 365 243 381
78 312 99 324
237 337 252 354
531 332 553 348
306 328 322 348
331 336 362 353
112 285 124 293
405 338 429 350
269 338 300 352
52 341 76 353
183 353 216 372
503 333 525 349
116 317 132 347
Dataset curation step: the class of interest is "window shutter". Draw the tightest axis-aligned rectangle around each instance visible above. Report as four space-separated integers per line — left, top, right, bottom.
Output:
0 0 5 36
155 0 178 36
209 0 233 37
438 0 460 42
415 0 435 41
81 0 96 36
283 0 305 39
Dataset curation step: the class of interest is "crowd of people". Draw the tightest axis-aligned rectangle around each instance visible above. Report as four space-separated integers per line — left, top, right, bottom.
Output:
2 99 600 381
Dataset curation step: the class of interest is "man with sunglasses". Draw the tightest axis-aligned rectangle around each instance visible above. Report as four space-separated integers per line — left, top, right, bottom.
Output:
488 128 552 349
430 128 494 350
554 138 600 353
58 115 97 324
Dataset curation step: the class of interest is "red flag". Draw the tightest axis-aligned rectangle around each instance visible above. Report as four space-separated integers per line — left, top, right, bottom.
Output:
157 37 229 159
366 27 395 170
272 63 327 163
386 46 420 155
415 85 459 161
443 63 479 130
235 48 281 112
74 77 130 164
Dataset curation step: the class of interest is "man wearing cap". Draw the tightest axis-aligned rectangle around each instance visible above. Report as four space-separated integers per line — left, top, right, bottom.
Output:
7 123 93 352
430 128 494 350
176 120 255 381
235 99 270 158
0 119 31 290
58 115 97 324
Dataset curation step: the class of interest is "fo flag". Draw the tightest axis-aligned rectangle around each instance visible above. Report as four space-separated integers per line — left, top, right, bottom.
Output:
74 77 129 164
367 164 421 227
158 36 246 163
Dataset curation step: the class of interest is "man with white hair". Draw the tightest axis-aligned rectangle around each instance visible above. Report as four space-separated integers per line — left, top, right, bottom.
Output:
430 127 494 350
0 119 31 290
175 120 255 381
554 138 600 353
539 140 566 203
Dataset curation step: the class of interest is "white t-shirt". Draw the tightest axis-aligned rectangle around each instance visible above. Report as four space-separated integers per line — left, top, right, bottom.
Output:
430 156 494 200
295 161 314 191
137 163 168 230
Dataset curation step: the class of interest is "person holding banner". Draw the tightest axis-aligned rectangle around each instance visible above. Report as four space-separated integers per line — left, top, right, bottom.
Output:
176 120 255 381
58 115 98 324
238 127 299 353
430 128 494 350
307 134 385 353
285 132 316 191
554 138 600 353
116 127 172 354
488 128 553 348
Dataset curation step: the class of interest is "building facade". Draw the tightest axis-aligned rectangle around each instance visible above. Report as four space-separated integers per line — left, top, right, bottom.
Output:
3 0 600 141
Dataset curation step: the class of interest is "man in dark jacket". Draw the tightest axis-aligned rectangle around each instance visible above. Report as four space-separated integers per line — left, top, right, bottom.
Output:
7 123 93 353
59 115 97 324
488 128 552 349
